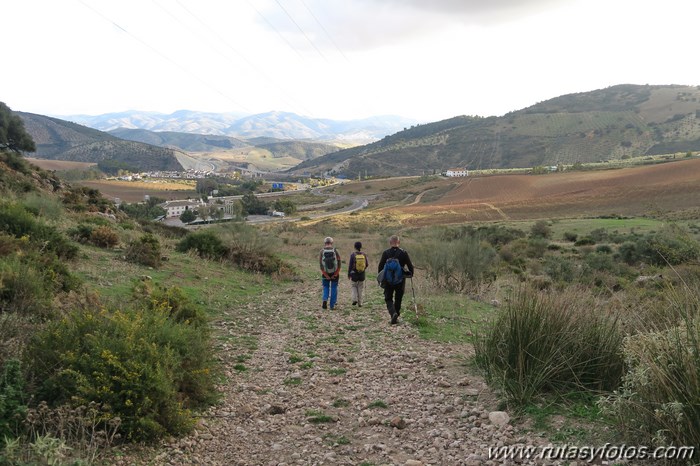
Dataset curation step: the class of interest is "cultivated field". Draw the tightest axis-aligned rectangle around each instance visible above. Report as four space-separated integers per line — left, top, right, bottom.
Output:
25 157 96 170
383 158 700 225
76 179 197 202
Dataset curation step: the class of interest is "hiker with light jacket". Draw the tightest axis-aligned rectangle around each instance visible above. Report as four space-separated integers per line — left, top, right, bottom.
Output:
319 236 341 310
377 235 414 325
347 241 368 307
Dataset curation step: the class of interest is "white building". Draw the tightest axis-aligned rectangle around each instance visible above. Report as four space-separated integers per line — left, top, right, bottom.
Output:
161 200 203 218
445 168 469 177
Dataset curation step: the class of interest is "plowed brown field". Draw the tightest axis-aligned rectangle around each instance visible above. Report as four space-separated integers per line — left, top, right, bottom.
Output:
397 158 700 225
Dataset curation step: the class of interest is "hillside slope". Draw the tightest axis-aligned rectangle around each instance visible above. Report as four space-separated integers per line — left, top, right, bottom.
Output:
109 128 337 162
18 112 184 173
290 84 700 177
109 128 249 152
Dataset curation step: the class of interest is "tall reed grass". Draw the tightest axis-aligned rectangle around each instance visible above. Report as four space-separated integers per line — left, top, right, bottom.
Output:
474 287 624 406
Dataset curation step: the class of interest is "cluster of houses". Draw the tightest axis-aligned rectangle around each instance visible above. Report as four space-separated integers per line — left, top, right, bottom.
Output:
115 169 216 182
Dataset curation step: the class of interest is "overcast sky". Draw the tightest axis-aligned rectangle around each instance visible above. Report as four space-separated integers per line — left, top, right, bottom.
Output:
3 0 699 122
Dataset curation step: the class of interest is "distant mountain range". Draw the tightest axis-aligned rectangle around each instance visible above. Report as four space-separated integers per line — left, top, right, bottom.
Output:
290 84 700 177
60 110 419 143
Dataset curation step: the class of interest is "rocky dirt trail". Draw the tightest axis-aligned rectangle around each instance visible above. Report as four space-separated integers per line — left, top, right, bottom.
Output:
141 280 558 466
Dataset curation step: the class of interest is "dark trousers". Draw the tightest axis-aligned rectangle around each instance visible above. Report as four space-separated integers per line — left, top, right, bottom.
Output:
383 280 406 316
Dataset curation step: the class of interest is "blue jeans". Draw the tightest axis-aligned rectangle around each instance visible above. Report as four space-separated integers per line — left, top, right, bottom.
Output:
322 278 338 308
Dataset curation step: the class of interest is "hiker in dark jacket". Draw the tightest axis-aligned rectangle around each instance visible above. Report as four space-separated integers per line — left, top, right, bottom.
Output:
378 235 414 325
347 241 368 307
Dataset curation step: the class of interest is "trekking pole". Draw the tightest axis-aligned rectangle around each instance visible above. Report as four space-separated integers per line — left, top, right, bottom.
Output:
410 276 418 317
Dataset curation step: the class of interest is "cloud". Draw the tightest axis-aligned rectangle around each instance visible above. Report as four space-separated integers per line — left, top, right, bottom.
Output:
256 0 567 52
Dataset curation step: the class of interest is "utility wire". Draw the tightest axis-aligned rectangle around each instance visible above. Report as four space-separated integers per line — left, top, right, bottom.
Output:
299 0 349 62
244 0 306 61
77 0 250 112
162 0 311 115
272 0 328 62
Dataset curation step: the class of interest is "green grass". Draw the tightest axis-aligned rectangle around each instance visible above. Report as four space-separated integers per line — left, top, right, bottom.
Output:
288 354 304 364
327 368 346 376
305 410 335 424
522 397 610 444
332 399 350 408
366 400 388 409
408 294 494 344
324 434 350 445
73 242 274 315
283 377 302 386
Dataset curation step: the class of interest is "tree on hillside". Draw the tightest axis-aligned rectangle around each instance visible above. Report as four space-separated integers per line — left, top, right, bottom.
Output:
0 102 36 153
180 209 196 223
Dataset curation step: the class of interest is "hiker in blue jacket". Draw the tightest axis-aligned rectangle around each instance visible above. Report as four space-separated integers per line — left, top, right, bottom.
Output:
377 235 414 325
319 236 341 310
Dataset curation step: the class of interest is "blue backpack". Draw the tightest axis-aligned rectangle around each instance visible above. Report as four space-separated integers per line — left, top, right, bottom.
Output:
383 257 404 286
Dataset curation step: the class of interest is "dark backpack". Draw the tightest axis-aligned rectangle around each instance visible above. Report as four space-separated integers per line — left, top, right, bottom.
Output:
383 257 403 286
322 249 338 275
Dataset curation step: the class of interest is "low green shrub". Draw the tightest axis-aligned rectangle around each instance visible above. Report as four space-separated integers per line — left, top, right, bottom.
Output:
600 286 699 451
526 237 549 258
0 202 77 260
543 255 577 283
27 293 216 442
125 234 161 268
89 226 119 248
563 232 578 242
176 231 225 259
574 237 596 246
132 280 208 328
0 359 28 446
178 225 292 276
68 223 94 244
0 257 54 316
530 220 551 239
474 287 624 406
415 235 497 292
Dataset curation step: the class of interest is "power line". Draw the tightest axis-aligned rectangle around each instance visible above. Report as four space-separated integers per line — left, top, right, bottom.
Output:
299 0 349 62
272 0 328 62
77 0 251 112
243 0 306 61
171 0 313 115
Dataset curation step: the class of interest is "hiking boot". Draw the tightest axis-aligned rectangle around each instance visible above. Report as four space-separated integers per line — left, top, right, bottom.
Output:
322 301 327 309
352 301 357 306
390 312 398 325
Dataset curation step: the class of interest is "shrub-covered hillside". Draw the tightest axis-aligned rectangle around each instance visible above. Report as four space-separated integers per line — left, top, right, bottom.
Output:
0 103 290 464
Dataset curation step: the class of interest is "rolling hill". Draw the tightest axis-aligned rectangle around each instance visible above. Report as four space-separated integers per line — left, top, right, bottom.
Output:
289 84 700 177
18 113 184 173
108 128 249 152
108 128 338 162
